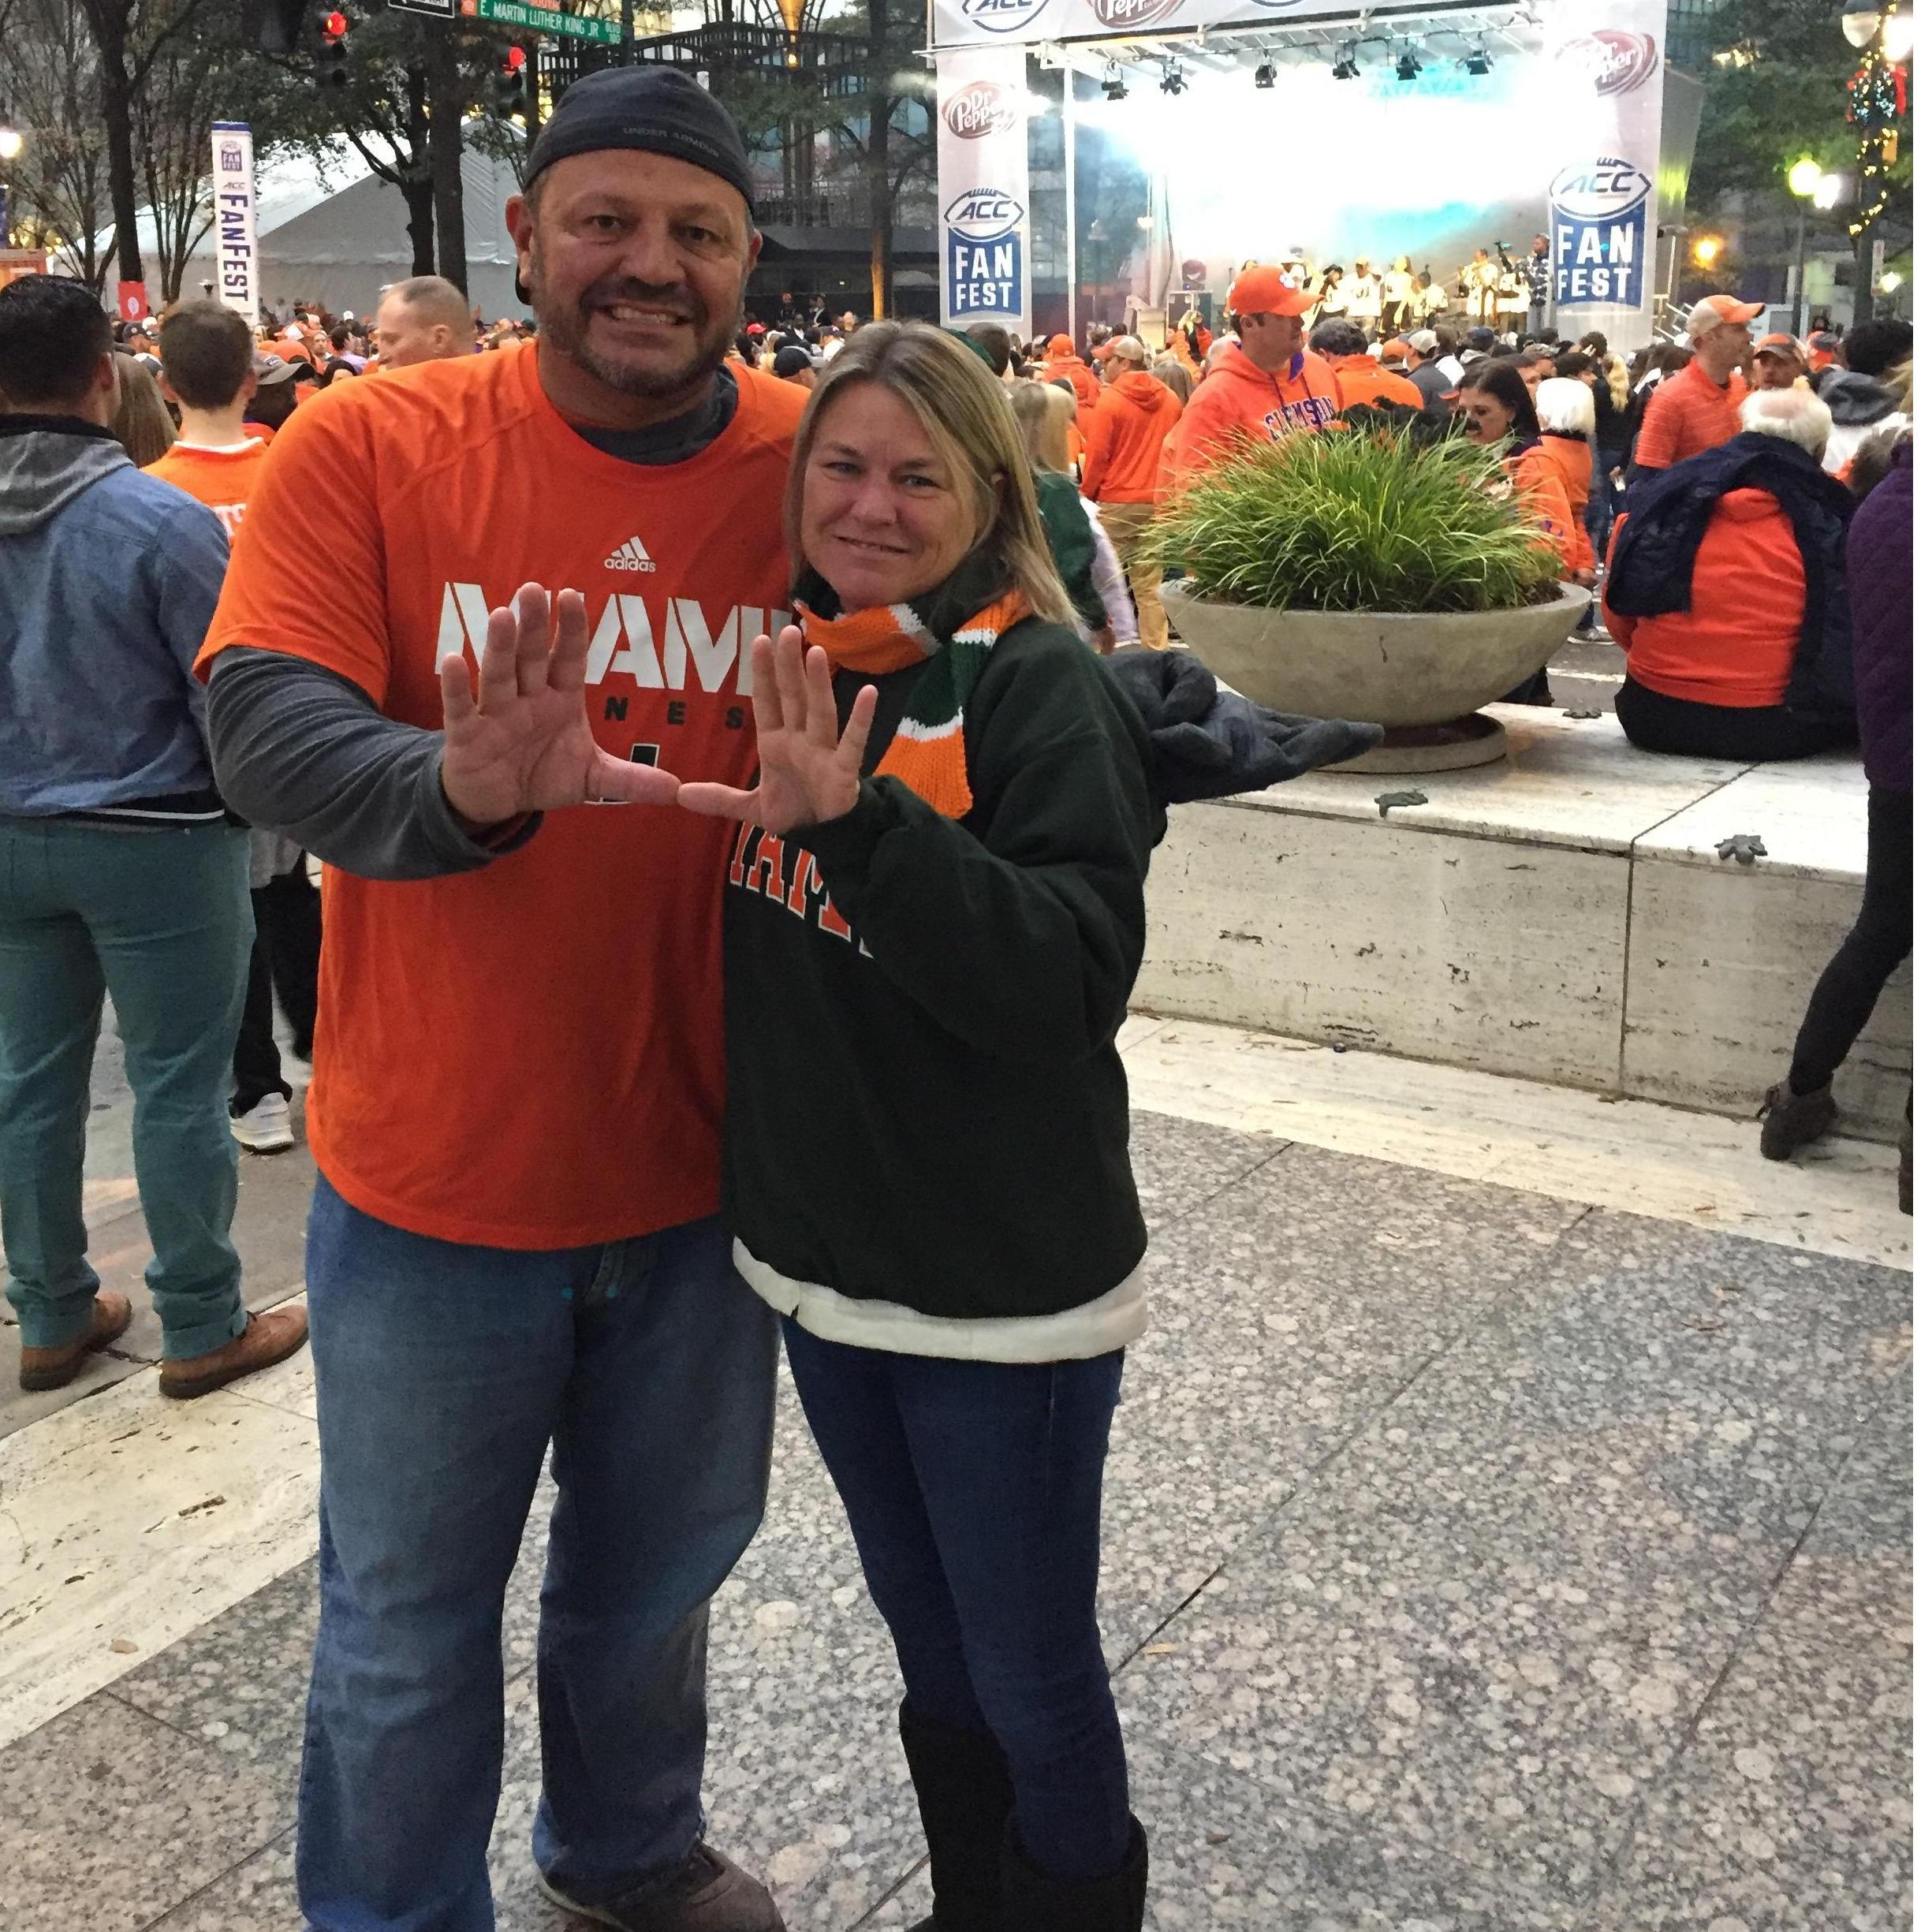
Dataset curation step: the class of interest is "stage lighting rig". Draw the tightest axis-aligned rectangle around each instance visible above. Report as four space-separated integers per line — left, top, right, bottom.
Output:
1395 45 1423 78
1255 59 1277 87
1463 42 1491 73
1159 57 1187 95
1331 42 1361 76
1102 60 1128 99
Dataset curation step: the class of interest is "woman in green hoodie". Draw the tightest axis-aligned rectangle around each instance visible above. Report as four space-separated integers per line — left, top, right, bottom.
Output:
676 321 1158 1931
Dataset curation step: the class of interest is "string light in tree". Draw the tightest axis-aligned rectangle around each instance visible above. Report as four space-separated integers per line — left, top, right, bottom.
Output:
1842 1 1911 239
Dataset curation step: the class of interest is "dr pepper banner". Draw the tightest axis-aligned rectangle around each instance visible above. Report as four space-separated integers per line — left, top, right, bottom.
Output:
934 47 1031 334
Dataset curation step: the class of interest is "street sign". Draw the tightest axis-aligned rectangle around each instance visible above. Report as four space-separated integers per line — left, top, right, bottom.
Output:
388 0 458 16
460 0 621 41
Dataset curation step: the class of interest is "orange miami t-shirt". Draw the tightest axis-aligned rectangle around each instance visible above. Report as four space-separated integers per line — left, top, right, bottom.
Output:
145 440 271 537
197 345 808 1248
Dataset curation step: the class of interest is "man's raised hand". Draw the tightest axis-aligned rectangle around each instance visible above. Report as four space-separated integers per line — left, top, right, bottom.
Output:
438 582 681 827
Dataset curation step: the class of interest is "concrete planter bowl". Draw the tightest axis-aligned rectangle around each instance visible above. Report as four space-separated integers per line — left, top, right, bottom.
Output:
1158 579 1594 772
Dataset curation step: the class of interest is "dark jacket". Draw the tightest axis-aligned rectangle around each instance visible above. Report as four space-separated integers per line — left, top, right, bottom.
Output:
722 561 1160 1322
1604 432 1856 725
1847 440 1912 791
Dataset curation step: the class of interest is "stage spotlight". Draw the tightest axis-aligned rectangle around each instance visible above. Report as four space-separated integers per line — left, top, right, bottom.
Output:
1395 47 1423 79
1159 57 1186 95
1463 44 1491 73
1102 61 1128 99
1255 59 1277 88
1331 42 1360 77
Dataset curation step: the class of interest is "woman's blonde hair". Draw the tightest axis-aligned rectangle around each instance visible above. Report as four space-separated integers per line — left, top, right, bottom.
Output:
1150 356 1194 406
784 321 1075 626
1009 379 1074 475
112 355 175 466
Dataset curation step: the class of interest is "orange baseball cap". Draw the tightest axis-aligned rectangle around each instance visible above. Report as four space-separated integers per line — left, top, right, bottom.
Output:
1228 265 1317 319
1752 332 1803 361
1046 333 1076 356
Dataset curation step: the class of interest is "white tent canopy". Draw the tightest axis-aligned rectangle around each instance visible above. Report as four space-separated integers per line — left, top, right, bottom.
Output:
101 133 531 319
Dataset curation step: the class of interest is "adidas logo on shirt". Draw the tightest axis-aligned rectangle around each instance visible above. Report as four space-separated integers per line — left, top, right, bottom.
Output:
605 536 658 573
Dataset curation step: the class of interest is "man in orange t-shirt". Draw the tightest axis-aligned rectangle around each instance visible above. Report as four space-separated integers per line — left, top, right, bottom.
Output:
149 300 315 1161
1307 317 1424 413
198 67 796 1932
147 303 271 537
1629 293 1762 495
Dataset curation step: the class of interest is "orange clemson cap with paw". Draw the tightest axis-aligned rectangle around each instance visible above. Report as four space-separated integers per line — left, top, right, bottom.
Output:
1227 266 1318 319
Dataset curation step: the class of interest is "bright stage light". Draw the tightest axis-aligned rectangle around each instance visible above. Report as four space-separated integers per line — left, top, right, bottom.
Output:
1159 57 1187 95
1255 60 1277 88
1395 48 1423 80
1331 43 1360 78
1102 61 1127 100
1464 46 1492 74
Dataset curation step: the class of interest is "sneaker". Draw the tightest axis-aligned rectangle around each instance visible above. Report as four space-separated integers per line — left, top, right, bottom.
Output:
1575 624 1617 643
159 1307 310 1401
18 1291 133 1393
1758 1080 1837 1161
231 1092 295 1154
535 1844 781 1931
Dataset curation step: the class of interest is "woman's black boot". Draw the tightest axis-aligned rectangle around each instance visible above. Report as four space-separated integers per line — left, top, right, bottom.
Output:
1000 1815 1148 1931
899 1702 1015 1932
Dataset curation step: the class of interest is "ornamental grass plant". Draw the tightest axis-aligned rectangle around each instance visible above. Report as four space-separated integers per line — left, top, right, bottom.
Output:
1147 425 1564 616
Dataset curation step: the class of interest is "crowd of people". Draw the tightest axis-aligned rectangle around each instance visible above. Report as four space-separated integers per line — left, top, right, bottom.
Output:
0 52 1911 1932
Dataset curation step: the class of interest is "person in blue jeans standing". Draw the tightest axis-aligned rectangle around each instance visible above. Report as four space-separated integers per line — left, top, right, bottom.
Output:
0 274 308 1401
671 322 1160 1928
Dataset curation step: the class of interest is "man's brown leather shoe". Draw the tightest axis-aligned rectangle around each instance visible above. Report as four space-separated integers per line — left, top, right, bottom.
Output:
18 1292 133 1392
159 1307 310 1401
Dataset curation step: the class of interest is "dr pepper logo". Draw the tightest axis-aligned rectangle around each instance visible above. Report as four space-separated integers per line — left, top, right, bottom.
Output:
1087 0 1185 28
943 78 1020 139
1553 29 1658 95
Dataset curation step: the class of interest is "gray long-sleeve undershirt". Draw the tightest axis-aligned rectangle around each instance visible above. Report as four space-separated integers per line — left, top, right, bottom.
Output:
204 370 742 882
207 648 541 880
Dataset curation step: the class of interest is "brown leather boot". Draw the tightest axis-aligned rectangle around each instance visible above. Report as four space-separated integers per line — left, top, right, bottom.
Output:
159 1306 310 1401
18 1291 133 1392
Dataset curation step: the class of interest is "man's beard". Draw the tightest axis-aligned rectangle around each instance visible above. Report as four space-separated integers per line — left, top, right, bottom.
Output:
528 244 738 401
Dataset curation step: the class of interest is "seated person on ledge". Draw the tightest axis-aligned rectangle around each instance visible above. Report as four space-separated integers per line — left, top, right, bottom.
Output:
1604 387 1859 762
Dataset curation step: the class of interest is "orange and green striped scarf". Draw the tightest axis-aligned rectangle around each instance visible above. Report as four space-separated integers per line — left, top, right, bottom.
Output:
797 588 1033 820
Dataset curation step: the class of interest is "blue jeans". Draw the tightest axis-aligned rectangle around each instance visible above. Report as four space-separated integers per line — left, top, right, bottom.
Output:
297 1177 778 1932
781 1320 1132 1882
0 818 251 1359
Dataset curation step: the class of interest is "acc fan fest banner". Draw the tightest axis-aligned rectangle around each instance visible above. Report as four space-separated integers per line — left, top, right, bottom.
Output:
935 47 1031 334
1545 0 1668 349
211 121 260 323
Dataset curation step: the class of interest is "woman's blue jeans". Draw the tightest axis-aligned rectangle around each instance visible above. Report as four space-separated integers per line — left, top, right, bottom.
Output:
781 1319 1132 1882
296 1177 778 1932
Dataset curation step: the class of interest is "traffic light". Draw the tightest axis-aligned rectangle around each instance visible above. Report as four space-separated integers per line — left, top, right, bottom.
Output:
317 9 349 86
494 44 528 121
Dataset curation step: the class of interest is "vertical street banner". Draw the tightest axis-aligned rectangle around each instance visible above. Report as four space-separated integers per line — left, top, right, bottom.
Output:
934 46 1031 335
211 121 259 322
1545 0 1669 351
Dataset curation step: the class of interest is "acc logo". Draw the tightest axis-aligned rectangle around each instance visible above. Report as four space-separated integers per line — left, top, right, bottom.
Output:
1549 155 1653 222
958 0 1053 32
943 188 1024 242
943 78 1020 139
1553 29 1658 95
1087 0 1185 28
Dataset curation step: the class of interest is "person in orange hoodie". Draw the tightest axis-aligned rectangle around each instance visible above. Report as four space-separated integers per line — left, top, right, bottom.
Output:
1041 331 1102 442
1081 334 1184 647
1307 318 1424 413
1528 375 1601 585
1159 263 1338 491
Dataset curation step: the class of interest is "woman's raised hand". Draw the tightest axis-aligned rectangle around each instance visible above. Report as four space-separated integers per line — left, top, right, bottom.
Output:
676 627 878 833
438 583 683 826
